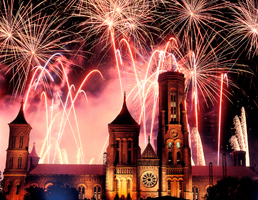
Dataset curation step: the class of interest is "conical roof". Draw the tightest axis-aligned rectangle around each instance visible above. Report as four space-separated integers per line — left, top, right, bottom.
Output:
10 100 28 124
110 93 138 125
30 142 39 158
141 139 158 159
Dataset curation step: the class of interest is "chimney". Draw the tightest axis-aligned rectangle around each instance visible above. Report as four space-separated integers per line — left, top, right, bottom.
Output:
232 150 246 166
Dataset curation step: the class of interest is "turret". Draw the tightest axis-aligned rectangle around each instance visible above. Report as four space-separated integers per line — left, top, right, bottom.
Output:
3 100 32 200
28 142 40 171
157 72 192 199
106 93 140 200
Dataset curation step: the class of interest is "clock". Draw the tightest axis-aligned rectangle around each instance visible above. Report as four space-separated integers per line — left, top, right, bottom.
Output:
170 129 178 138
141 172 157 188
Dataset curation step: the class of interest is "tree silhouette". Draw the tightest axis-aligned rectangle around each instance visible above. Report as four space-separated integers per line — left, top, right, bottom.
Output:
46 182 78 200
24 186 46 200
205 177 258 200
23 182 78 200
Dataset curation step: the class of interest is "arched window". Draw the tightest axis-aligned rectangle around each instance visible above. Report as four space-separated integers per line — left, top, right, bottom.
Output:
192 186 199 200
19 135 23 148
168 142 172 164
170 91 177 122
115 140 120 164
98 187 101 200
18 156 22 169
114 179 118 194
127 180 131 196
44 183 53 192
11 136 16 148
168 152 172 164
168 142 172 149
128 150 131 164
179 180 183 198
16 183 20 194
7 183 11 194
168 180 171 191
9 157 13 169
176 142 181 163
94 186 101 200
78 185 85 200
128 140 131 149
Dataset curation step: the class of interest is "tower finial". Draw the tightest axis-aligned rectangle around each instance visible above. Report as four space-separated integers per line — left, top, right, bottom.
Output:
21 99 24 110
148 136 151 144
124 91 126 102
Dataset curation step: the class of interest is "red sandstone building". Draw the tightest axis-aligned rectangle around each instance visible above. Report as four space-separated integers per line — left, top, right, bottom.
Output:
3 71 258 200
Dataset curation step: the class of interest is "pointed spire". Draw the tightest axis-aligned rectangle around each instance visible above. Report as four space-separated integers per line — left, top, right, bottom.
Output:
110 93 138 125
30 142 39 157
10 99 28 124
148 136 151 144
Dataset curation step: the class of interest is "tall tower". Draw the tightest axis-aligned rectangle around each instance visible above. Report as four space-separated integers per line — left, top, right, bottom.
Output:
3 101 32 200
106 94 140 200
157 72 192 199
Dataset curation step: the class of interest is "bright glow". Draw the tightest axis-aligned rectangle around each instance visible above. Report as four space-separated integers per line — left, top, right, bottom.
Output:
217 74 223 166
229 107 250 166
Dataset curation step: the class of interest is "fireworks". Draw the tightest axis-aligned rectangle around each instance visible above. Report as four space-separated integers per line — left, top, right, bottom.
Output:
0 0 256 166
74 0 159 53
227 0 258 57
163 0 228 40
229 107 250 166
0 0 76 97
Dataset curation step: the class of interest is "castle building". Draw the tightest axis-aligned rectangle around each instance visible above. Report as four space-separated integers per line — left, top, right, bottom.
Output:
3 71 258 200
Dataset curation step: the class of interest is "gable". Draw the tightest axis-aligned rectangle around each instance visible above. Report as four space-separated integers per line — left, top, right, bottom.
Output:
141 143 158 159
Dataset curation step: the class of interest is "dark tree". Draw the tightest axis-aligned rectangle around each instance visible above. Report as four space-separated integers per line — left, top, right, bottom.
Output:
46 182 78 200
205 177 258 200
24 186 46 200
0 191 7 200
0 171 6 200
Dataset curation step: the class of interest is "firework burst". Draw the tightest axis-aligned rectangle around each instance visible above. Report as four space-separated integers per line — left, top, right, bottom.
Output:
0 0 76 97
227 0 258 57
162 0 228 40
74 0 159 53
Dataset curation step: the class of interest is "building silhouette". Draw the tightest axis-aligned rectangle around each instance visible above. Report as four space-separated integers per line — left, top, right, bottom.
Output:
3 71 258 200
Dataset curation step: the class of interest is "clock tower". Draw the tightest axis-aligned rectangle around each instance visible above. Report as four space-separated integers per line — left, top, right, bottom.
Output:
157 72 192 199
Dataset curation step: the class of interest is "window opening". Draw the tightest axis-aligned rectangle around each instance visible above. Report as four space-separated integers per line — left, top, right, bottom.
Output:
127 180 130 195
168 142 172 149
12 136 16 148
128 151 131 164
16 184 20 194
18 156 22 169
9 157 13 169
168 152 172 164
78 185 85 200
19 136 23 148
97 186 101 200
171 91 177 122
7 184 11 194
177 142 181 163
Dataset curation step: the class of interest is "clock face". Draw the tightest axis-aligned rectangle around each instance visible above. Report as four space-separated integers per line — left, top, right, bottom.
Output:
141 172 157 188
170 129 178 138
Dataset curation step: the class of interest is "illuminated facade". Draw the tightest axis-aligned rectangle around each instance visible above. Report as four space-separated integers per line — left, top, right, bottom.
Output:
3 71 257 200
